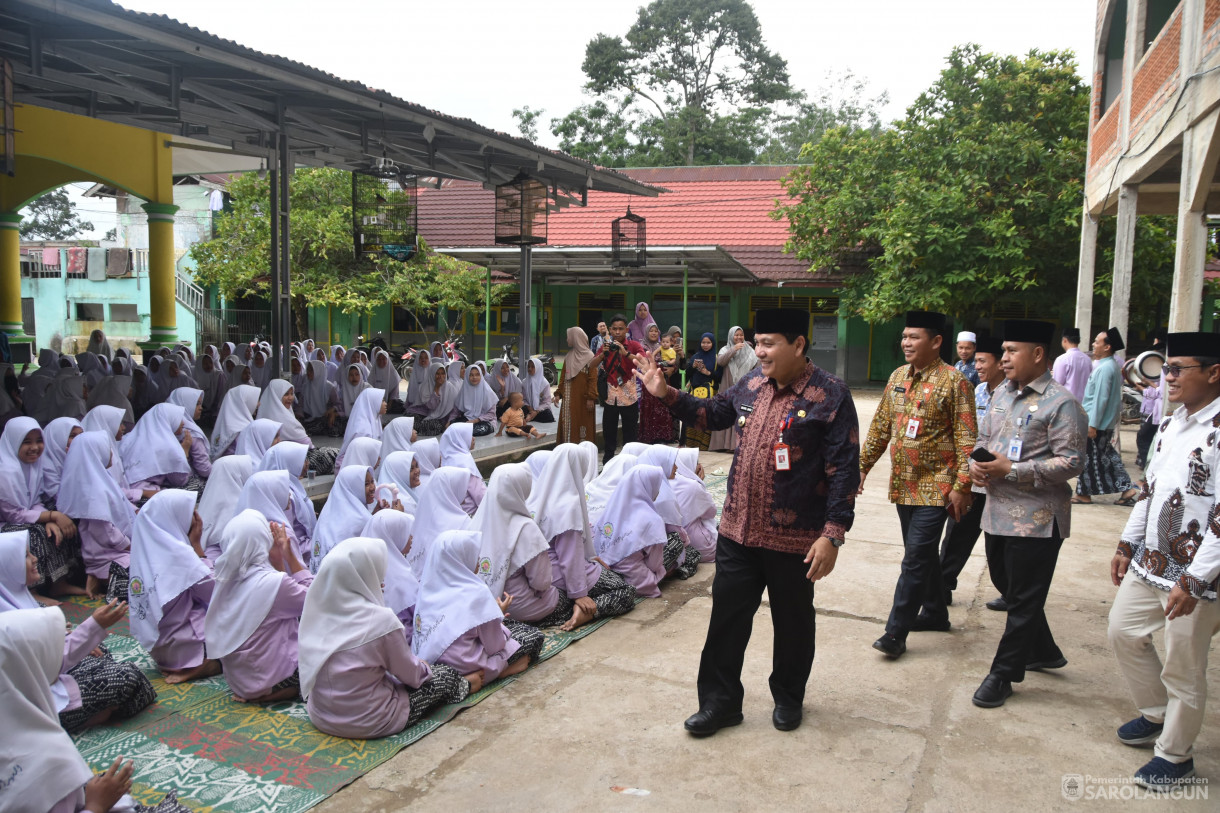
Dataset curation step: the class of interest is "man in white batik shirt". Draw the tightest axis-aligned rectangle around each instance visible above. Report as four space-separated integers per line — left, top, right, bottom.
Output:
1110 332 1220 792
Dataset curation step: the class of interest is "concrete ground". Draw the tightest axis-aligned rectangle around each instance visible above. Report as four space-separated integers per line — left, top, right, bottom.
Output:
320 392 1218 812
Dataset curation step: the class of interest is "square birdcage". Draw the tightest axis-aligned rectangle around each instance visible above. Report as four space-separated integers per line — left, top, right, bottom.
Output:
353 169 418 262
495 173 548 246
612 207 646 268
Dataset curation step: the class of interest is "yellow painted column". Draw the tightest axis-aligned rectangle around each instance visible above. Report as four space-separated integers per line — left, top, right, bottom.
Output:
141 202 179 351
0 213 27 339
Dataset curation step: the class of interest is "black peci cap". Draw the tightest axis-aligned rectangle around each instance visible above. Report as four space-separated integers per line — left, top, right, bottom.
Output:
905 311 947 335
976 336 1005 358
754 308 809 336
1105 326 1125 352
1165 332 1220 359
1002 320 1056 345
1062 327 1081 343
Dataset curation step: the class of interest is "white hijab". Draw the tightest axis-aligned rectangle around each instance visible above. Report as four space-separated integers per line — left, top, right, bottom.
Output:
258 379 310 446
198 455 254 559
204 509 286 660
674 447 717 524
473 464 549 599
636 446 683 525
527 444 594 557
195 354 226 413
167 387 208 445
81 404 134 494
411 529 504 664
301 360 332 418
721 325 759 381
455 365 498 421
85 371 135 424
360 510 419 617
235 418 281 460
298 537 401 700
0 607 97 813
522 359 550 410
578 441 599 485
127 489 209 651
489 359 523 400
38 417 80 500
119 403 189 484
0 530 38 612
57 431 136 536
0 418 44 512
407 350 433 406
407 466 472 573
257 442 316 536
338 388 384 459
413 437 441 489
593 465 668 566
368 348 402 401
32 369 87 426
439 421 480 476
211 385 261 458
310 466 373 573
343 437 382 473
585 452 639 521
249 351 273 390
424 363 461 421
525 449 552 480
378 451 420 513
235 470 293 533
382 417 416 459
339 363 371 417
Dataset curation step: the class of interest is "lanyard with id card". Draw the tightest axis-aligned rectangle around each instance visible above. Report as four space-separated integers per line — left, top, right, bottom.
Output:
904 381 933 439
1007 414 1031 460
775 409 798 471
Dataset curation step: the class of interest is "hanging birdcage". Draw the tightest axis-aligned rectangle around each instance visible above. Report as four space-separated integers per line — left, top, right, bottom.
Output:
494 172 548 246
352 167 418 262
612 207 646 268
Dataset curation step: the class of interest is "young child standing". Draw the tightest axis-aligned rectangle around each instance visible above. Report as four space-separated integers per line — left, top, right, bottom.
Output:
496 391 545 439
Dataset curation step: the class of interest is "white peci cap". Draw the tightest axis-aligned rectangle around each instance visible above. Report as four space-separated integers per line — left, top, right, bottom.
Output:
956 331 977 344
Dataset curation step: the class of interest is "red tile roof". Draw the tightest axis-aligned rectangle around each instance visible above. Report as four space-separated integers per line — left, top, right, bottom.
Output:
417 166 840 285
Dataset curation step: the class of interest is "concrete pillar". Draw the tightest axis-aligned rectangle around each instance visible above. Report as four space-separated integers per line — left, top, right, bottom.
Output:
1169 201 1208 332
141 202 179 354
0 213 24 339
1074 209 1098 339
1109 184 1138 345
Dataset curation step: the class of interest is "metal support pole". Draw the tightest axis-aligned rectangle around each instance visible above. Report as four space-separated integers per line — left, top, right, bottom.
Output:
682 264 689 345
518 245 532 377
484 264 492 360
278 131 291 374
269 153 280 376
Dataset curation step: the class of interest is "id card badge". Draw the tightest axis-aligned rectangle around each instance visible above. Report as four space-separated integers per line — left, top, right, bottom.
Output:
774 443 791 471
1006 437 1023 460
905 417 921 439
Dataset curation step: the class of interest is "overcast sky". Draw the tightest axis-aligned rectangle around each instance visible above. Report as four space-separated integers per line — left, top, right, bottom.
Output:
65 0 1098 238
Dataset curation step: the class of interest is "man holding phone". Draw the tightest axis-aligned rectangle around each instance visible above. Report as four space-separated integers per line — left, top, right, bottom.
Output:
861 311 977 659
968 319 1087 708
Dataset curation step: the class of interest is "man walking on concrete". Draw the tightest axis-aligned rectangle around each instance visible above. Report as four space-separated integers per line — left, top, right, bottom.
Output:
1052 327 1092 402
1075 327 1139 506
1109 332 1220 791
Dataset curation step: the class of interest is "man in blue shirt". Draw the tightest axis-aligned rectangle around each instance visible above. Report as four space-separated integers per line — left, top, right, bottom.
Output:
955 331 981 386
1075 327 1138 505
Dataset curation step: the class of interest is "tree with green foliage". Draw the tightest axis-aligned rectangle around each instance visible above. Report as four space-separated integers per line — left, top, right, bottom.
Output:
190 167 500 338
555 0 792 167
777 45 1150 325
20 188 94 240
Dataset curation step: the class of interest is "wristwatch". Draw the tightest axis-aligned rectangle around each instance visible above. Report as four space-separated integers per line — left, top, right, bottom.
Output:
827 536 845 548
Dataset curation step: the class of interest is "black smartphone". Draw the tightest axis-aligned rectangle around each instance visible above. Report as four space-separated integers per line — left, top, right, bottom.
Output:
970 447 996 463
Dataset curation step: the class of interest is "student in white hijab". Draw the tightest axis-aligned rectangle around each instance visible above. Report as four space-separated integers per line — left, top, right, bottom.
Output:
235 418 281 460
636 445 688 529
210 384 261 458
341 436 382 474
406 348 434 409
258 378 311 447
578 440 599 484
86 328 113 359
299 536 475 738
455 364 498 434
206 509 313 704
235 469 301 557
81 404 150 506
226 359 253 390
413 362 461 436
585 452 639 522
257 442 317 552
129 363 161 418
488 359 523 415
198 454 254 561
406 466 472 573
300 359 338 435
0 607 192 813
57 431 137 601
412 529 543 684
439 421 486 515
168 387 212 480
310 465 382 573
0 531 155 734
368 347 404 410
128 489 220 684
413 437 441 489
249 350 273 390
194 352 228 423
527 444 637 630
525 448 552 480
593 465 676 599
336 388 386 468
119 402 192 492
361 509 420 635
382 416 417 459
338 362 371 421
522 358 554 423
673 447 718 563
38 416 82 504
378 451 421 514
472 464 554 621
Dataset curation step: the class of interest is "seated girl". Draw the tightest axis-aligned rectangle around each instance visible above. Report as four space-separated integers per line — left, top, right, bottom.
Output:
489 359 522 418
205 509 312 703
381 416 417 459
341 437 382 474
38 416 83 508
378 450 421 513
439 422 486 514
636 446 701 581
119 403 194 494
673 447 718 563
57 431 137 602
167 388 213 480
413 363 461 437
310 465 391 572
473 464 557 625
235 418 282 460
300 537 478 739
257 443 318 559
369 348 404 413
336 387 386 470
522 359 555 423
413 529 543 685
209 384 261 458
406 467 473 572
299 359 339 434
495 391 545 439
526 444 636 630
361 509 419 640
0 418 81 598
198 455 254 561
593 465 674 599
335 363 372 435
127 489 220 684
454 365 498 436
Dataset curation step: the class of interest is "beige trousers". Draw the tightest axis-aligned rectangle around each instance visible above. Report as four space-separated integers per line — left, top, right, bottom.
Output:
1108 571 1220 763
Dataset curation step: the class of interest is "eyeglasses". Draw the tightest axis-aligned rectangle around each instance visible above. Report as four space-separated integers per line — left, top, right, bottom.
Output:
1162 363 1207 377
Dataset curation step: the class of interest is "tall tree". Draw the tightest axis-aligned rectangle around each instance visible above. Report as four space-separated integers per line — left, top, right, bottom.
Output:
777 45 1146 325
20 188 94 240
568 0 792 166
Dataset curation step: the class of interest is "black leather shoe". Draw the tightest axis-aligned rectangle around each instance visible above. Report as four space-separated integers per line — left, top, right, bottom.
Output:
972 674 1013 708
684 707 744 737
985 597 1009 612
1027 656 1068 671
772 705 802 731
872 633 907 659
910 615 952 632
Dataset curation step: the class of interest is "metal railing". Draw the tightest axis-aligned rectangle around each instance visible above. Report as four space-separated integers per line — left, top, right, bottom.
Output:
175 271 205 313
195 309 272 350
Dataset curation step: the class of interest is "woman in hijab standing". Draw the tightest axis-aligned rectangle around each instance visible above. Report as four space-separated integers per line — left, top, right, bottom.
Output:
638 324 676 445
556 326 599 444
522 358 555 423
300 537 476 739
627 301 657 344
683 333 721 448
127 489 220 684
455 365 498 436
708 325 760 452
413 529 544 685
0 418 81 598
168 388 213 481
206 509 312 704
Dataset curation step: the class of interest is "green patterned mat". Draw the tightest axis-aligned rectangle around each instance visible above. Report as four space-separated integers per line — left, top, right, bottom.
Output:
60 598 615 812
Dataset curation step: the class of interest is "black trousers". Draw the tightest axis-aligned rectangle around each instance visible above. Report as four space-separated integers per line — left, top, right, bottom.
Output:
601 402 639 463
983 533 1008 598
988 532 1064 682
887 505 949 638
937 493 986 593
1135 416 1157 469
697 535 815 713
